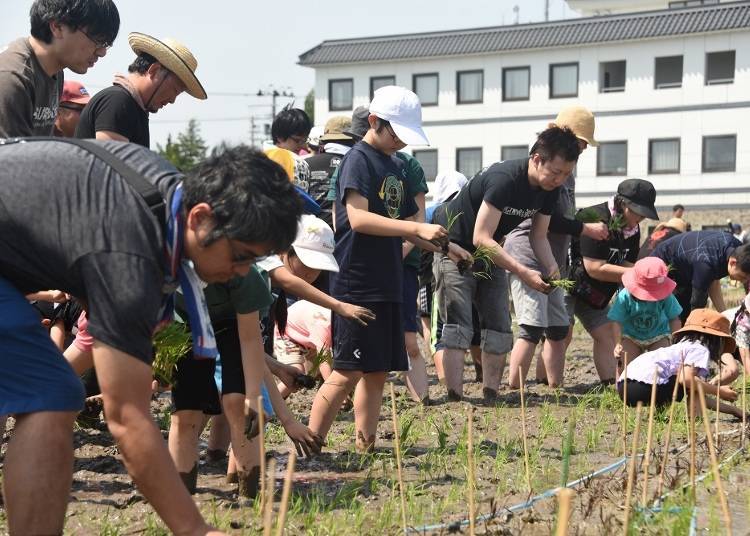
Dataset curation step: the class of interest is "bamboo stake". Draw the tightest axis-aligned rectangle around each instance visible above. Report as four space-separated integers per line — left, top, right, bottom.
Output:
715 358 722 450
275 450 297 536
519 366 532 494
689 379 696 503
555 488 575 536
641 367 659 506
697 383 732 535
622 352 629 456
656 355 684 497
262 458 276 536
389 383 408 535
467 405 476 536
622 402 642 536
258 395 266 506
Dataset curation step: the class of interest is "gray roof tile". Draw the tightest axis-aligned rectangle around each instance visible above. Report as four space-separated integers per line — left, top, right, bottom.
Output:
299 1 750 66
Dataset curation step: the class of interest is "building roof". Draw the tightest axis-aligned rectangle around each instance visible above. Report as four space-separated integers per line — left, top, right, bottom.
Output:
298 1 750 66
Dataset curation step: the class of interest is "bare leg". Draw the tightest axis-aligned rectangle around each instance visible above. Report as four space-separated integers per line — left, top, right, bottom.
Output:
542 338 567 387
404 331 428 402
508 338 537 389
590 322 617 382
620 338 642 367
167 410 205 473
222 393 261 497
740 348 750 375
470 345 483 382
484 351 505 394
535 342 546 384
420 316 431 356
207 413 231 454
49 320 66 351
276 363 305 399
442 348 465 398
63 343 93 375
308 370 361 440
3 411 76 535
353 372 387 451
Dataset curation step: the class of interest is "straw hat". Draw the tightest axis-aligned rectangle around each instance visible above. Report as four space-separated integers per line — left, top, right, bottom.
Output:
554 106 598 147
662 217 688 233
673 308 736 354
128 33 206 100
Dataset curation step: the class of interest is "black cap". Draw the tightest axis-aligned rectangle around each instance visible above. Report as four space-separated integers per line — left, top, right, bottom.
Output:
617 178 658 220
343 106 370 140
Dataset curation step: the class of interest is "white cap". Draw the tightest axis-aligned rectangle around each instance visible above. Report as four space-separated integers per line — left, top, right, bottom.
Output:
432 170 468 204
291 215 339 272
369 86 429 146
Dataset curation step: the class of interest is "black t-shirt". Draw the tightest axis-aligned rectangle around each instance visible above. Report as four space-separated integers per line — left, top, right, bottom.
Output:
76 84 150 148
0 139 180 362
572 202 640 300
651 230 740 291
305 151 342 228
434 158 559 252
329 141 418 302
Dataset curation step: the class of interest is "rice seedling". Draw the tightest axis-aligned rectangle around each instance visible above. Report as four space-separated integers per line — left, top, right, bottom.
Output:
444 208 463 232
575 206 602 223
151 321 192 385
545 278 576 292
608 213 626 232
309 347 332 378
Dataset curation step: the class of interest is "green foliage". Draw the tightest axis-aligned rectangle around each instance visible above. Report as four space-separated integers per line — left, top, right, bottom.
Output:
575 207 602 223
304 88 315 125
152 321 192 385
609 213 626 232
547 278 576 291
471 245 496 279
156 119 208 172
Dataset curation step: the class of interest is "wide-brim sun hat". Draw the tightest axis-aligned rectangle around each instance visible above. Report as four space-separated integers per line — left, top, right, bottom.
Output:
128 33 207 100
673 308 736 354
622 257 676 301
369 86 429 146
554 106 598 147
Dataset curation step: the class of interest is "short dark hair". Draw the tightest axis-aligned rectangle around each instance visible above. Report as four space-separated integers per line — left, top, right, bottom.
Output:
128 53 158 74
30 0 119 45
529 126 581 163
271 104 312 144
673 332 724 362
182 146 302 253
731 243 750 273
673 204 684 212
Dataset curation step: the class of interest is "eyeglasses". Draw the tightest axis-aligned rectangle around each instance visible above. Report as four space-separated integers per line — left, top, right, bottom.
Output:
384 123 403 144
80 29 112 50
290 135 309 145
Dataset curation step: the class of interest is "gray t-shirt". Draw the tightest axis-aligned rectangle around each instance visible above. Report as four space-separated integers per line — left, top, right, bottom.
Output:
0 140 181 363
504 173 576 273
0 38 63 137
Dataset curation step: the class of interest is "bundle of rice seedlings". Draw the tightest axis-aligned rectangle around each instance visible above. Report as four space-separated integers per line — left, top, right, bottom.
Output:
546 278 576 292
309 347 333 378
152 321 192 386
444 208 463 232
608 213 626 232
469 245 496 279
575 207 602 224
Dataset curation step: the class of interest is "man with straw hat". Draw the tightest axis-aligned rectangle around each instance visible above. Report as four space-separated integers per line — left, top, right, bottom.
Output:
76 32 206 148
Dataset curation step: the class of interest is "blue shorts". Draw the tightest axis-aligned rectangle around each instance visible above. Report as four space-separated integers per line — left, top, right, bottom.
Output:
402 265 419 333
0 276 84 415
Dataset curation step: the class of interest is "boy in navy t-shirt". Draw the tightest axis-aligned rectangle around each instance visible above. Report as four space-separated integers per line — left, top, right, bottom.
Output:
307 86 450 452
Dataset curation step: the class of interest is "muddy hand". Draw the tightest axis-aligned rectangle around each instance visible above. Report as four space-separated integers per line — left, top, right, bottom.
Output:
294 374 316 389
337 301 376 326
447 242 472 265
244 407 261 440
417 223 448 245
284 420 324 458
720 386 738 402
523 269 552 294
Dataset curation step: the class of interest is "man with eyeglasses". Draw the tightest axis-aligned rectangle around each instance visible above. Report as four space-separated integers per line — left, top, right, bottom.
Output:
76 32 206 148
52 80 91 137
0 0 119 138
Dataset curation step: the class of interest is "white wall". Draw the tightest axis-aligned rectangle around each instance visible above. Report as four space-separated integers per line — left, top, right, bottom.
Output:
311 29 749 208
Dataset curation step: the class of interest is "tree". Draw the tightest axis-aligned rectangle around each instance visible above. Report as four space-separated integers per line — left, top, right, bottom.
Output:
156 119 208 172
304 89 315 125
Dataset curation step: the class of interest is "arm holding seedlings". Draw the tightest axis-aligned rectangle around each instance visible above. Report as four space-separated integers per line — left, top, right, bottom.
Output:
582 257 629 283
402 192 426 258
679 364 743 419
92 342 224 535
473 200 550 293
711 353 740 386
269 265 375 327
529 212 559 279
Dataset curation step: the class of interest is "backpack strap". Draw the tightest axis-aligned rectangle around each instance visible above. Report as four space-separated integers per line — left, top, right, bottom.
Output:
0 137 167 229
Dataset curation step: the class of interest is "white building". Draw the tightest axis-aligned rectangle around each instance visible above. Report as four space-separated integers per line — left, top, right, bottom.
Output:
299 0 749 212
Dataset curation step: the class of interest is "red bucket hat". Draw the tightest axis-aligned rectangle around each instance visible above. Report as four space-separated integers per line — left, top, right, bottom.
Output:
622 257 676 301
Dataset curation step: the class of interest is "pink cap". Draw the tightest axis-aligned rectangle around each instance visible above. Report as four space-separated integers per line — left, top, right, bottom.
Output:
622 257 676 302
61 81 91 105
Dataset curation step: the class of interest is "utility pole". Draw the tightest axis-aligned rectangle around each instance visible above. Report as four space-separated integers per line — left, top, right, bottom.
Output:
257 86 295 122
513 4 520 24
249 115 256 148
544 0 549 21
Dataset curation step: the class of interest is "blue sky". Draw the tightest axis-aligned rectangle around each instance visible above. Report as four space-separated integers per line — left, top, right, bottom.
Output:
1 0 578 149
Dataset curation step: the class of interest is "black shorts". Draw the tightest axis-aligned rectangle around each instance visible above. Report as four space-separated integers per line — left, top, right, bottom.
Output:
617 377 685 408
333 301 408 373
402 265 419 333
171 321 247 413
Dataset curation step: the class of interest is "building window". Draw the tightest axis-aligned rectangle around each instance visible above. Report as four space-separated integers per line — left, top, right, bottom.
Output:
413 73 439 106
549 62 578 98
502 66 530 101
501 145 529 161
669 0 718 7
370 76 395 100
329 79 353 111
599 60 626 93
456 148 482 178
705 51 735 85
597 141 627 176
457 70 483 104
654 56 683 89
648 139 680 174
702 135 736 172
412 149 438 182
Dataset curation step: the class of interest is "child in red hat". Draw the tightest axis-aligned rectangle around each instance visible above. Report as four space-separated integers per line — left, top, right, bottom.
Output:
608 257 683 367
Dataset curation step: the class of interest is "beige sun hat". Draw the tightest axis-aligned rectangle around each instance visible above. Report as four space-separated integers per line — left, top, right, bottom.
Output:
553 106 598 147
127 33 207 100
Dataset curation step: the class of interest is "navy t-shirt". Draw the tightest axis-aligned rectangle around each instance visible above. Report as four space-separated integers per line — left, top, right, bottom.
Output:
329 141 418 302
651 230 740 291
433 158 559 252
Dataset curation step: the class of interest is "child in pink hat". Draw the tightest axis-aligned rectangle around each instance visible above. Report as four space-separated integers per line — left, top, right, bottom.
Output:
608 257 683 366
